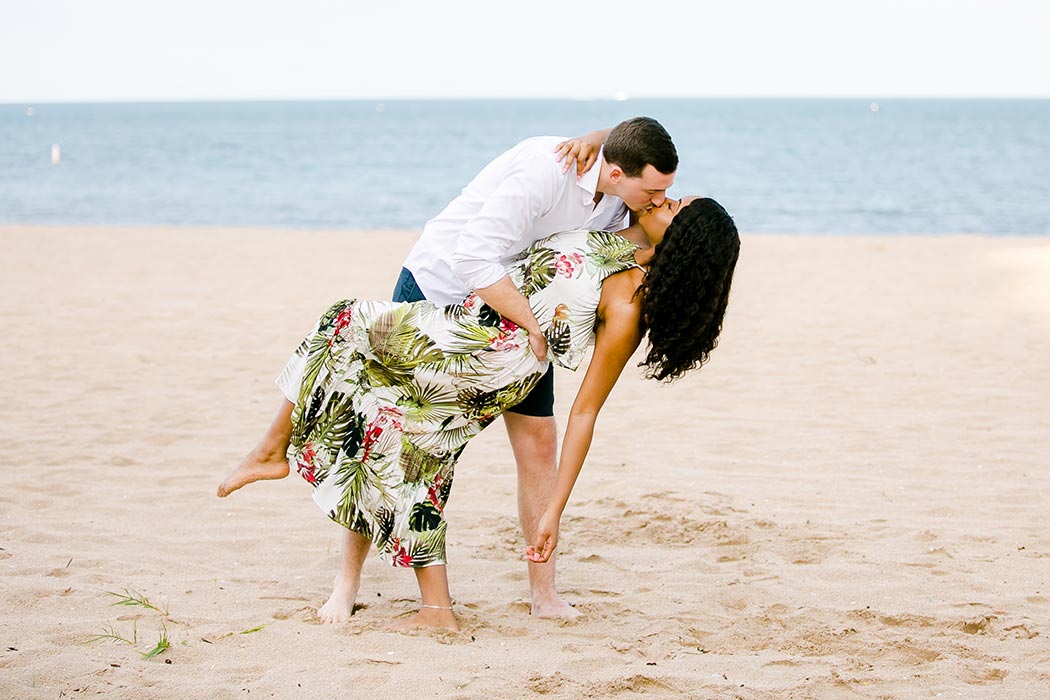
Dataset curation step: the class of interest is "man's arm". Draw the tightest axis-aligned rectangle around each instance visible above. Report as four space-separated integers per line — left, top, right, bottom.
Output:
474 276 547 360
450 148 561 360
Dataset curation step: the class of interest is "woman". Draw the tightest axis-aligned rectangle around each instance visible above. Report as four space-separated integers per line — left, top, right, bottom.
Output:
217 196 740 631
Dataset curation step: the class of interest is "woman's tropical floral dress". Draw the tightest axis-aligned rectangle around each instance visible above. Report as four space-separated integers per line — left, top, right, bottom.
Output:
277 230 640 567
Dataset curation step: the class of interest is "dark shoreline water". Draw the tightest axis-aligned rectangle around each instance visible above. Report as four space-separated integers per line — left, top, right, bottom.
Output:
3 99 1048 234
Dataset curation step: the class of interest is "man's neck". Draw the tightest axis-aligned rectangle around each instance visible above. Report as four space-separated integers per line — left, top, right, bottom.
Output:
595 159 613 197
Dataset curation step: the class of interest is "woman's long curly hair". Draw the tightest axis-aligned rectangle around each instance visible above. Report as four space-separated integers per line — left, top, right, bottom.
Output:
638 197 740 382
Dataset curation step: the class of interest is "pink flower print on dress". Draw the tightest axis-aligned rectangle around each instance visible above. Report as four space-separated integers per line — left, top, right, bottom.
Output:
490 318 522 352
361 406 404 461
329 307 354 346
554 252 585 278
296 443 319 484
391 538 413 567
427 474 444 511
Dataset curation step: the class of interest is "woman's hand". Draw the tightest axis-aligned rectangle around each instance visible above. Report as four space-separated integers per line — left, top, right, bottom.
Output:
553 129 608 178
525 510 560 563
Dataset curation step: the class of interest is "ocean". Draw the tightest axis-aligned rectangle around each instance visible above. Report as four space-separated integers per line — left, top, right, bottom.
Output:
2 99 1048 234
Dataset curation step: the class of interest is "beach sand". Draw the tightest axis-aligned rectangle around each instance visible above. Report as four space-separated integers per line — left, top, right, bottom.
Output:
1 225 1048 699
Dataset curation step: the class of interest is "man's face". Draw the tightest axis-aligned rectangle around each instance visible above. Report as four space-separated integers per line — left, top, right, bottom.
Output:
614 164 676 212
637 195 700 246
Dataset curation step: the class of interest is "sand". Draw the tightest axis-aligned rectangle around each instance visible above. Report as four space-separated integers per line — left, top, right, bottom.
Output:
1 225 1048 699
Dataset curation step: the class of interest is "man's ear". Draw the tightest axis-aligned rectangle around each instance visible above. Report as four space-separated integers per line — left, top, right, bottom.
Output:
608 165 624 183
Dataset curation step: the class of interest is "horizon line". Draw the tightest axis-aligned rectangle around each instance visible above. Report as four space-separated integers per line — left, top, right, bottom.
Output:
4 94 1050 106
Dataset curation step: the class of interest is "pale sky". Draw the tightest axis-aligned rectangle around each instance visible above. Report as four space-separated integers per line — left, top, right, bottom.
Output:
2 0 1048 102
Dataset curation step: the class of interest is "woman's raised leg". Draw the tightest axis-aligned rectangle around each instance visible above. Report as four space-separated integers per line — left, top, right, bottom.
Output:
217 398 294 497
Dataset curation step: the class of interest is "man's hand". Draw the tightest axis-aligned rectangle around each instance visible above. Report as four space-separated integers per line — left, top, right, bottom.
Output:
525 510 560 563
528 327 549 362
553 129 609 179
474 276 547 362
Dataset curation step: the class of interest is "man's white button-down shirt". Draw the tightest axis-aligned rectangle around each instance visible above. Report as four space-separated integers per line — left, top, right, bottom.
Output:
403 136 628 306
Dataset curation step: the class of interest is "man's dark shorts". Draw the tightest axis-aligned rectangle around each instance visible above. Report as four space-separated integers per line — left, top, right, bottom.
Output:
392 267 554 417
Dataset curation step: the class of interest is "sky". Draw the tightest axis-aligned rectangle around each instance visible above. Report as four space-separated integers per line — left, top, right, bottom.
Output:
2 0 1049 102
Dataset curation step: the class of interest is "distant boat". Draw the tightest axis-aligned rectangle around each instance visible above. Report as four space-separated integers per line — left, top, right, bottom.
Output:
26 106 35 117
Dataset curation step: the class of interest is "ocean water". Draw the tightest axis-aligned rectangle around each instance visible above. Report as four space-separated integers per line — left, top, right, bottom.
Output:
1 99 1048 234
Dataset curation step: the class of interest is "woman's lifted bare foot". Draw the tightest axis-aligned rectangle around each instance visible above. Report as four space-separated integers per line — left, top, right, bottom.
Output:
218 399 294 497
216 447 289 497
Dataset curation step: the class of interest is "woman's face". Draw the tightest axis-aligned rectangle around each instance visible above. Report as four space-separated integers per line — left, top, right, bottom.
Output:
637 195 700 246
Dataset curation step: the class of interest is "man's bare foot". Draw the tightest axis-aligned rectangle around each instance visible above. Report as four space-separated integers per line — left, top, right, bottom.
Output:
388 608 459 632
216 448 289 497
531 593 581 619
318 573 361 624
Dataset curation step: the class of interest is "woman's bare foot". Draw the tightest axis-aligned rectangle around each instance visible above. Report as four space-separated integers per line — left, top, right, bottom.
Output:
388 607 459 632
317 573 360 624
531 593 582 619
216 448 289 497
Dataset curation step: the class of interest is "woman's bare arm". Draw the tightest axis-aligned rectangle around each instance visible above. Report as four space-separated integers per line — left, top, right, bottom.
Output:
525 269 645 563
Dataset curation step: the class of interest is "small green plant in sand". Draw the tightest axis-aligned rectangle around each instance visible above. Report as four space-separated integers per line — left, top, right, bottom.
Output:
86 621 138 647
141 624 171 660
87 587 270 655
85 588 173 660
214 623 267 640
106 587 168 615
86 620 171 660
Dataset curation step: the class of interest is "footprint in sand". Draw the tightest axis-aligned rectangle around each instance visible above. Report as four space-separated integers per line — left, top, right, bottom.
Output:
583 588 620 598
527 671 574 695
585 674 683 696
963 667 1009 684
272 605 326 621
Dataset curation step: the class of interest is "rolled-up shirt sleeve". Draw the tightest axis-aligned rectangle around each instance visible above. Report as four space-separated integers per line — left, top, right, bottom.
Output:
450 149 558 291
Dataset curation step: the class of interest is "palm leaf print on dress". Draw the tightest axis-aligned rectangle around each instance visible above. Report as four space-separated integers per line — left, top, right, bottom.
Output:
586 230 638 274
363 305 444 388
517 246 557 297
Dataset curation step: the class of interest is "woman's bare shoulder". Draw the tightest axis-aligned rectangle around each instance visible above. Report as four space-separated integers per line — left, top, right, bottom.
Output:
597 267 646 321
601 266 646 298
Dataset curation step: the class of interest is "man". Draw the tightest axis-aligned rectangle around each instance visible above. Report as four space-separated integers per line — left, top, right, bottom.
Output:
321 116 677 621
